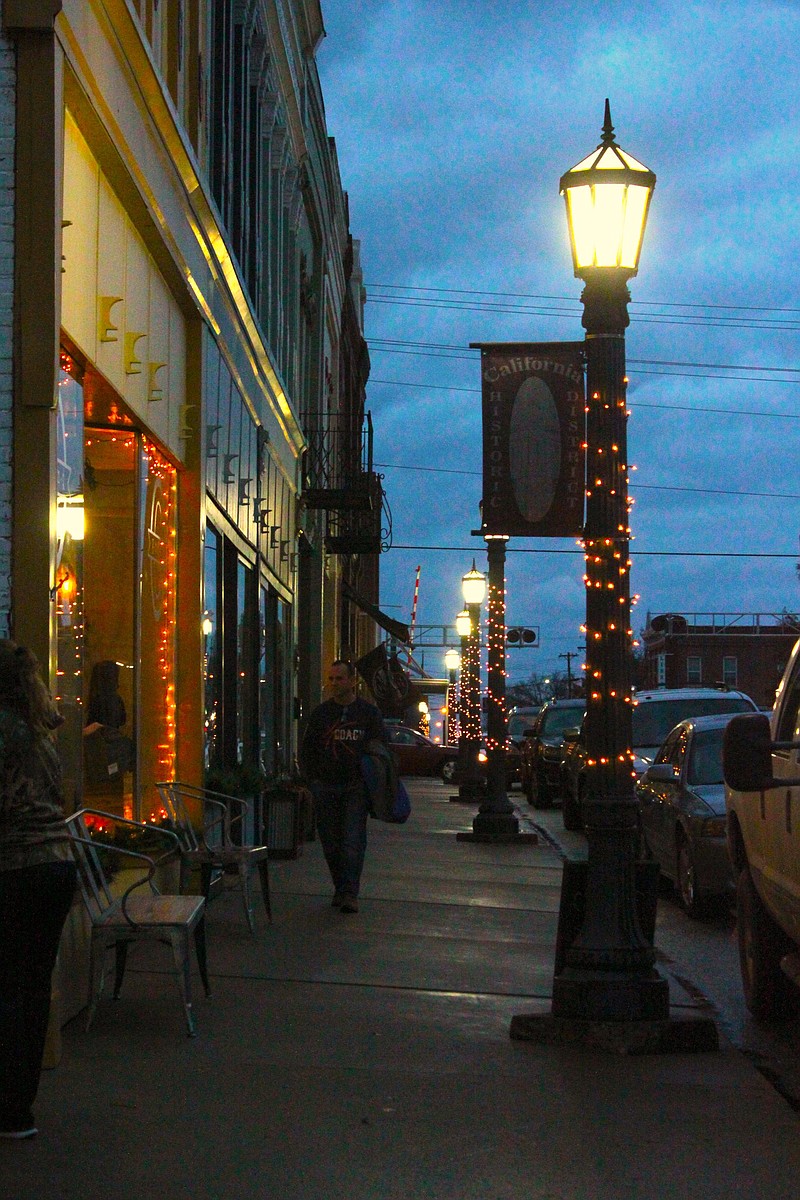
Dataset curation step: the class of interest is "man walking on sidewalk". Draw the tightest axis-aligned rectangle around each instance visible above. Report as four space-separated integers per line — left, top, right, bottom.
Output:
300 660 386 913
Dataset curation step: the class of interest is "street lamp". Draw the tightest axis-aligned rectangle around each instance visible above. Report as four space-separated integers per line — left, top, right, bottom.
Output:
451 565 486 803
444 648 461 746
550 101 667 1025
469 534 520 839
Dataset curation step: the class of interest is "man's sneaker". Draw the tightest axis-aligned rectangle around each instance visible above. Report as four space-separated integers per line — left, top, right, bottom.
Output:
331 892 344 908
339 894 359 914
0 1124 38 1140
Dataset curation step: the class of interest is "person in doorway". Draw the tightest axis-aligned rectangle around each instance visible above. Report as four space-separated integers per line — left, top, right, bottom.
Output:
0 641 77 1140
300 659 386 914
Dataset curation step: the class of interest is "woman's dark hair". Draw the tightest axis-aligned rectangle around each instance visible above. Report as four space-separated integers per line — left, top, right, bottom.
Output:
0 639 61 735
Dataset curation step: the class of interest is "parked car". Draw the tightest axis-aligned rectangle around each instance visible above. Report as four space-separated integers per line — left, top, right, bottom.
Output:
385 724 459 781
637 714 734 917
561 686 759 831
724 637 800 1016
520 698 585 809
506 705 541 788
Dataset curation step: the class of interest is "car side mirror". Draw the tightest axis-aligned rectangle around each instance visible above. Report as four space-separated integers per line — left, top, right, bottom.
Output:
644 763 677 783
723 712 800 791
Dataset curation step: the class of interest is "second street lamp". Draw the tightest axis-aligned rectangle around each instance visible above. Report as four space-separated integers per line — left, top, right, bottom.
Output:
444 647 461 746
455 564 486 803
469 535 520 839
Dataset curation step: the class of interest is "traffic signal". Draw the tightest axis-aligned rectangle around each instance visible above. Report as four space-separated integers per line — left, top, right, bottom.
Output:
507 627 537 648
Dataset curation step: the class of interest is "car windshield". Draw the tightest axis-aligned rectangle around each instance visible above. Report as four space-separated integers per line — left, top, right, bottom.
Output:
633 698 753 748
687 728 725 786
542 706 584 737
508 714 538 739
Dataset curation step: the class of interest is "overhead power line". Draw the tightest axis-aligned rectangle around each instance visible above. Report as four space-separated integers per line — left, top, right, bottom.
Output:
366 295 800 333
389 543 799 560
366 338 800 382
367 282 800 317
369 377 800 422
373 460 800 502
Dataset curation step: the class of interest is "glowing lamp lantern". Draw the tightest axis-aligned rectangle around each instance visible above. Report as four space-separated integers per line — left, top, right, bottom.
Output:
559 100 655 281
461 561 487 606
455 608 472 639
444 648 461 672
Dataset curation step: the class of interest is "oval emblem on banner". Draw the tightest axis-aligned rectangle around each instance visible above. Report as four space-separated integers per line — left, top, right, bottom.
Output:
508 377 562 522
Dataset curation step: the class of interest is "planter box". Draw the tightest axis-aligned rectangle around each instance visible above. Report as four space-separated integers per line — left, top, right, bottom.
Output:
263 787 303 859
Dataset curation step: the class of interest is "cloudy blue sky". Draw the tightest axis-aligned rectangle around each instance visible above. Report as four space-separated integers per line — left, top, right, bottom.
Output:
317 1 800 690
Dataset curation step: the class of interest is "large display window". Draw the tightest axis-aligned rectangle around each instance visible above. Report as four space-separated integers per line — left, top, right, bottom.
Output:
53 347 181 824
82 428 177 820
55 353 86 812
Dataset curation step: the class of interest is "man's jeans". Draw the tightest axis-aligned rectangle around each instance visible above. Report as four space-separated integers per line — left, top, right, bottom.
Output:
312 781 369 898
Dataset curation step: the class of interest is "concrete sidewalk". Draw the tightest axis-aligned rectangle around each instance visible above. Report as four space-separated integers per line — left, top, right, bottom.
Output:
3 778 800 1199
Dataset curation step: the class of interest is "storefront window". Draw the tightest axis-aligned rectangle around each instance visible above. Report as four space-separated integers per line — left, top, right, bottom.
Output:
236 559 256 763
55 352 85 812
259 584 274 775
138 438 178 817
203 524 222 768
83 430 137 817
258 587 291 777
82 428 176 820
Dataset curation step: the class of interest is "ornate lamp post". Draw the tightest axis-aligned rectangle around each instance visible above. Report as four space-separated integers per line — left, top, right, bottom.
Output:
452 565 486 803
470 534 520 838
444 648 461 745
551 102 667 1023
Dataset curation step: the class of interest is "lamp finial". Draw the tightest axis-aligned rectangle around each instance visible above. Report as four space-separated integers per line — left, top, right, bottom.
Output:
601 99 615 146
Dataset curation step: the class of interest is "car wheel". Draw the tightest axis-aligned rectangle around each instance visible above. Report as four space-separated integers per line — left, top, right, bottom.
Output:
736 864 792 1018
676 837 705 919
562 782 582 831
440 760 457 784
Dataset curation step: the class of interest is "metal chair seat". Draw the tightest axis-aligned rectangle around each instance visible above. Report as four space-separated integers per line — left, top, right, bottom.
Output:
156 781 271 933
65 809 210 1036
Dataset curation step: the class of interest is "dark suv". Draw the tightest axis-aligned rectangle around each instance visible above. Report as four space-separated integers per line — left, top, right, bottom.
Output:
520 698 585 809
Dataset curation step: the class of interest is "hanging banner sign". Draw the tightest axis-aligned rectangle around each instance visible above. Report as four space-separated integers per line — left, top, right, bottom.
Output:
474 341 586 537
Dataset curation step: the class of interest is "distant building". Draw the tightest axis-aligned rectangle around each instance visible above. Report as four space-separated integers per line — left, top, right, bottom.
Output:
641 612 800 708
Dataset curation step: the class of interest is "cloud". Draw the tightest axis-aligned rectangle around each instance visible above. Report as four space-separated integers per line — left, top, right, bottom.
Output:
317 1 800 679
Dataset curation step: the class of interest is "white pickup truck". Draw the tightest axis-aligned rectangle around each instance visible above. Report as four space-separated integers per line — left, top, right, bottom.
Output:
724 639 800 1016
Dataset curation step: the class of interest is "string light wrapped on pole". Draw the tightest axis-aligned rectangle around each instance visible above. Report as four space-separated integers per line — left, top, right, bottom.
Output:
450 565 486 803
513 103 715 1051
459 537 536 843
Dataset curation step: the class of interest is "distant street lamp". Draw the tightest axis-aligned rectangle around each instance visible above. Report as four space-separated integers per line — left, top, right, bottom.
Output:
550 101 668 1024
452 565 486 803
470 534 520 839
444 648 461 745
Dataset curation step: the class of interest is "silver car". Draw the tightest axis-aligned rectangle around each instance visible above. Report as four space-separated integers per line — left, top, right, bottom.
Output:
637 714 737 917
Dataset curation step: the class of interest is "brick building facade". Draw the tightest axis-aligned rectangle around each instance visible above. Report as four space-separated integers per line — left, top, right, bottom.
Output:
641 612 800 708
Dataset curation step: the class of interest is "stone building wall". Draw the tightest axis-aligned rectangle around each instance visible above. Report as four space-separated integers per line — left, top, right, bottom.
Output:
0 10 13 636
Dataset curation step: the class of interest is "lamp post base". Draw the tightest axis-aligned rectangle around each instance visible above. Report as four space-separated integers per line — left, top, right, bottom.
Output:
457 810 538 844
551 967 669 1022
509 1002 719 1055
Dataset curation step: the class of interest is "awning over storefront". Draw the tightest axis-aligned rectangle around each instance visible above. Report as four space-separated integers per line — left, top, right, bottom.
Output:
343 583 410 644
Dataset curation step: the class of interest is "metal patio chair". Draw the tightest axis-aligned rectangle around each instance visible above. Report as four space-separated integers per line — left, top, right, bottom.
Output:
155 781 271 933
65 808 210 1037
